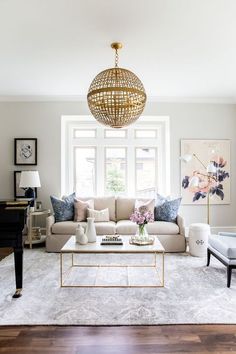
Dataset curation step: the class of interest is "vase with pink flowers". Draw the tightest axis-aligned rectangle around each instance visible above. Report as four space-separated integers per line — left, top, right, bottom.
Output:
129 207 154 245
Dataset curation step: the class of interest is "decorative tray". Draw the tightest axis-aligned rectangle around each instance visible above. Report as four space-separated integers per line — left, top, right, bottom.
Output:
129 235 155 246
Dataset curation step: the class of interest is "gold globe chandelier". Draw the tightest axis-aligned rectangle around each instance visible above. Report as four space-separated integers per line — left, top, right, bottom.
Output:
87 42 147 128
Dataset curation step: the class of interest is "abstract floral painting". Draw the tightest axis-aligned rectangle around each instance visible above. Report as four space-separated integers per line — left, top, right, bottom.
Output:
181 139 230 205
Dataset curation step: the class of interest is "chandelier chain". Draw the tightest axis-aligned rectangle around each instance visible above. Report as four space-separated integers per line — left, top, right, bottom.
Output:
115 49 119 67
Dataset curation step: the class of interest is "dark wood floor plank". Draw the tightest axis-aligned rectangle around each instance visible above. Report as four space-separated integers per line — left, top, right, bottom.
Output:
0 325 235 354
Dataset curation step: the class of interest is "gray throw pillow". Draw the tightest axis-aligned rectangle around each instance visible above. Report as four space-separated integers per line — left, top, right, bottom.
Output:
50 192 75 222
154 197 181 222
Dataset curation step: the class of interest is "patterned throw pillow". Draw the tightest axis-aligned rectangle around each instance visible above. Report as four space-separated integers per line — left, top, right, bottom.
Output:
74 199 94 222
50 192 75 222
154 197 181 222
87 208 110 222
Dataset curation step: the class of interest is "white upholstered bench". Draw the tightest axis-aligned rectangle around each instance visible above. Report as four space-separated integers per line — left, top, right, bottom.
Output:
207 233 236 288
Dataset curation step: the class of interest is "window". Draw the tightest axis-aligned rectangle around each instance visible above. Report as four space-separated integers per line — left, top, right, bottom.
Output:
105 129 127 138
105 148 126 195
62 116 170 197
74 147 96 196
136 148 156 197
74 129 96 138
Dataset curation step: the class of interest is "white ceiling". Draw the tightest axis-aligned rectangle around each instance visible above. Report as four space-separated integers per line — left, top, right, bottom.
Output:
0 0 236 101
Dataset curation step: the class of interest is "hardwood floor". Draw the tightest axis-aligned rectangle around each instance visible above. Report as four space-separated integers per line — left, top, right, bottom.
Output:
0 325 235 354
0 248 12 261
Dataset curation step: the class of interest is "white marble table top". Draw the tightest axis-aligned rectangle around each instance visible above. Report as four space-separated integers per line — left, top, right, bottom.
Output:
61 236 165 253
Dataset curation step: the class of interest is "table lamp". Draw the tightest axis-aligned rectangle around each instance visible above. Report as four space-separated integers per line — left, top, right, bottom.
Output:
19 171 41 210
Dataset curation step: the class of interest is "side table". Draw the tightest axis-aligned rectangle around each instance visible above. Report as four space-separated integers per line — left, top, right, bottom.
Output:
26 209 51 249
189 223 210 257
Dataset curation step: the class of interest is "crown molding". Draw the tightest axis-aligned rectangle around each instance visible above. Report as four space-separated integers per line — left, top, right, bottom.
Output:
0 95 235 104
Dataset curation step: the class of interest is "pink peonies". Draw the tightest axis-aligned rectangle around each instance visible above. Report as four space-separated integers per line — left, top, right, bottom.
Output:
130 207 154 225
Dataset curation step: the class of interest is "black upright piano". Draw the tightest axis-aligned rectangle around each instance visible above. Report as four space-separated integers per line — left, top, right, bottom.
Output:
0 200 28 298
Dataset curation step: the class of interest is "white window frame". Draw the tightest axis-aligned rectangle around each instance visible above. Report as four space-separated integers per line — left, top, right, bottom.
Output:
61 115 170 197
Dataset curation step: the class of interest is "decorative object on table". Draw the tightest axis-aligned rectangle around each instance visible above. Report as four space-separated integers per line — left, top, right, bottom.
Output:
100 235 123 245
188 223 210 257
129 234 155 246
31 227 41 240
75 224 88 245
87 42 146 128
14 138 37 165
130 206 154 245
86 217 96 243
14 171 37 199
208 234 236 288
180 139 230 224
74 198 94 222
154 195 181 223
26 209 51 249
50 192 75 222
36 201 42 211
19 171 41 209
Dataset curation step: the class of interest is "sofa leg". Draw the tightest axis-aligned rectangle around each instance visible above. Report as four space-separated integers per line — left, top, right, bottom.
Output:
227 266 232 288
206 248 211 266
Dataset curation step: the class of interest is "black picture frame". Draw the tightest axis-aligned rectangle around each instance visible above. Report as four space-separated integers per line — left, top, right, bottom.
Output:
14 171 37 199
14 138 37 165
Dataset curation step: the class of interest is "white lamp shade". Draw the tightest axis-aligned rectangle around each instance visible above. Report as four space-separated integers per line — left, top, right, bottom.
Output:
206 162 217 174
180 154 192 163
189 176 200 188
19 171 41 188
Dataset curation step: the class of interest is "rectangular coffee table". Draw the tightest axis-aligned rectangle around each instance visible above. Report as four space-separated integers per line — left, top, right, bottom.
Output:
60 236 165 288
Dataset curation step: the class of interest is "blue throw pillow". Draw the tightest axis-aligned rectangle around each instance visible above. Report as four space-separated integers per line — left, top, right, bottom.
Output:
50 192 75 222
154 198 181 222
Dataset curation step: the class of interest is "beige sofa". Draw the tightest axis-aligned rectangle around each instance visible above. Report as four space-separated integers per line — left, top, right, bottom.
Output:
46 196 186 252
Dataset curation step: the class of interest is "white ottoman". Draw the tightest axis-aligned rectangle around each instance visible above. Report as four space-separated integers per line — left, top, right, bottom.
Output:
189 223 210 257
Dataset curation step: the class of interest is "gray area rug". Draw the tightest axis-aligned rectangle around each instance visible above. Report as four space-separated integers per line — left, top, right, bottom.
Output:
0 248 235 325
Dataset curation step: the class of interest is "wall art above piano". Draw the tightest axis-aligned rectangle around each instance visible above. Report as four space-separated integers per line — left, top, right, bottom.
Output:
14 138 37 165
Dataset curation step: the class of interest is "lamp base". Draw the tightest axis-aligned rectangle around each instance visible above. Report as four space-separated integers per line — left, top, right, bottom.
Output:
24 188 35 207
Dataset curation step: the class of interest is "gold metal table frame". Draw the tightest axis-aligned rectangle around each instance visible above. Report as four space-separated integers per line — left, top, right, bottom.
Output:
60 250 165 288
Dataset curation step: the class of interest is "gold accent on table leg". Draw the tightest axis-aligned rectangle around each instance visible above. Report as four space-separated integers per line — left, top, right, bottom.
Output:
60 253 63 287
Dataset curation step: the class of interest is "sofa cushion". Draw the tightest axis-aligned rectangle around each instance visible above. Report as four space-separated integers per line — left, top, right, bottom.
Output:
52 221 116 235
77 196 116 222
116 220 179 235
209 234 236 259
135 199 155 214
116 197 152 221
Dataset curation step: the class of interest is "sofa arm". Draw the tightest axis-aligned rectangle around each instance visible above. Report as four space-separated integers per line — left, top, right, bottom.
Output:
46 215 55 236
177 215 185 236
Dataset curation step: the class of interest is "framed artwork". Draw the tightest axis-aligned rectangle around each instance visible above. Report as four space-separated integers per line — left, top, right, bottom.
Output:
181 139 230 205
14 171 37 199
14 138 37 165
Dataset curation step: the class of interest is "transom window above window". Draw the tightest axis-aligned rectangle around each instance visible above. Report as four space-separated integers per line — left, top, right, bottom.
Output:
74 129 96 138
104 129 127 138
135 129 157 138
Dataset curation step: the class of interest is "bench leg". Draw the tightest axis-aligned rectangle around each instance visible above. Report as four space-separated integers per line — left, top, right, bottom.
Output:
206 248 211 266
227 266 232 288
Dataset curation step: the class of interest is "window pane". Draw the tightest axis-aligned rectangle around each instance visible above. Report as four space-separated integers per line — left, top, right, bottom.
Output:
135 129 157 138
105 130 127 138
74 147 96 196
136 148 156 198
74 129 96 138
105 148 126 195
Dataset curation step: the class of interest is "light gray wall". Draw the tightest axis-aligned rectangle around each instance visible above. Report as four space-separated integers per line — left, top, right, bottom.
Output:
0 101 235 227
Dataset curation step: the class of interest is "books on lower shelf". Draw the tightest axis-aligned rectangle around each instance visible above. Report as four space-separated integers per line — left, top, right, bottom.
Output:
100 235 123 245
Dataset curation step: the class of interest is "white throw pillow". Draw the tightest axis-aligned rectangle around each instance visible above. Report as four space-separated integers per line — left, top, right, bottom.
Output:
135 199 155 214
87 208 110 222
